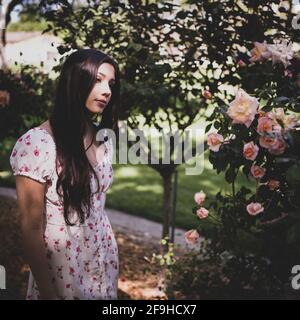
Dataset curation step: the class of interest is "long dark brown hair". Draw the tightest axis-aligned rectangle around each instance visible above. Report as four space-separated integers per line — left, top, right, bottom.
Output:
49 49 120 226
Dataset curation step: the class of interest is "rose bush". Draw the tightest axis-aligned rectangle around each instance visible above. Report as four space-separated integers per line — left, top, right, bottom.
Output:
176 40 300 299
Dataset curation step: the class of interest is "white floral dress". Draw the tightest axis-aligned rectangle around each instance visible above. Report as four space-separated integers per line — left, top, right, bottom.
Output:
9 127 119 300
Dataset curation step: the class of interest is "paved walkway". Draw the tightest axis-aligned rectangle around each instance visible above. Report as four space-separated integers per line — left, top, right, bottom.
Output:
0 187 189 250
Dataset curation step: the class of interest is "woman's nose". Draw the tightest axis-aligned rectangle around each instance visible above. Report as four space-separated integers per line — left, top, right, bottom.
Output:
102 83 111 96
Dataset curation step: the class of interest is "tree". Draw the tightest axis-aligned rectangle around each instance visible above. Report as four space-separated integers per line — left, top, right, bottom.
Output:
40 0 300 246
0 0 45 68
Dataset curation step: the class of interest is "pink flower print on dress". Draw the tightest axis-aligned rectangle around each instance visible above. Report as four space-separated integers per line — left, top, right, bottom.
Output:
66 240 71 250
84 237 90 249
20 164 29 173
84 261 90 273
53 239 61 252
11 149 17 157
46 249 53 260
33 147 40 157
110 260 118 270
56 266 63 279
76 246 81 255
24 134 31 145
20 150 28 157
69 267 75 277
18 137 23 142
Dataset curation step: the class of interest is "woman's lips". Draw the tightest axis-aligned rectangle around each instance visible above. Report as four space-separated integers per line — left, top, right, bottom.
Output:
95 100 106 107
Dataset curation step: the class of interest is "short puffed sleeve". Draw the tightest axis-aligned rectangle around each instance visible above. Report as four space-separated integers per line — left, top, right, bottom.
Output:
9 128 55 184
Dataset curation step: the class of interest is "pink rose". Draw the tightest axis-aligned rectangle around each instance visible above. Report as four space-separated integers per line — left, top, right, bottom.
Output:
284 114 299 130
247 202 264 216
259 135 277 149
194 191 206 206
249 41 271 62
243 141 259 161
250 164 266 179
268 138 286 155
203 90 212 99
267 40 293 69
227 89 259 128
267 180 280 190
185 229 200 245
196 207 209 219
257 117 273 134
207 132 224 152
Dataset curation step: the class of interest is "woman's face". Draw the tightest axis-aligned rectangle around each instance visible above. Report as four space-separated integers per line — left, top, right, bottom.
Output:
85 62 116 114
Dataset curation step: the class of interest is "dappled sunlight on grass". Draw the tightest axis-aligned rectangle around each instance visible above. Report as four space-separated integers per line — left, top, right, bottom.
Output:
113 166 140 178
107 151 256 230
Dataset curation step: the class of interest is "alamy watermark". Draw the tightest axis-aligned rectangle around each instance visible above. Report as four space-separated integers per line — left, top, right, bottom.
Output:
279 0 300 30
0 265 5 290
291 265 300 290
96 121 205 175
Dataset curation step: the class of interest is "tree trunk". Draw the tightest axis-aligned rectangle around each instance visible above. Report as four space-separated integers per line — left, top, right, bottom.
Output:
161 172 173 243
0 0 23 69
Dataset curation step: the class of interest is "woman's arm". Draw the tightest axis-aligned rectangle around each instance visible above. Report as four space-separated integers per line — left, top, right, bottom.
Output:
15 176 58 300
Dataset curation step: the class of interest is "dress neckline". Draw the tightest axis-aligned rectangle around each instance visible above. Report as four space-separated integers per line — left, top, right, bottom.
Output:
32 127 108 169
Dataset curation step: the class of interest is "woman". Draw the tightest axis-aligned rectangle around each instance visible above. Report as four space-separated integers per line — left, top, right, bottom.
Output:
9 49 120 300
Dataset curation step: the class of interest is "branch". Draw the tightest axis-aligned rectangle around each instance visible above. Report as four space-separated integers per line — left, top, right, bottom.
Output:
260 212 289 227
2 0 23 46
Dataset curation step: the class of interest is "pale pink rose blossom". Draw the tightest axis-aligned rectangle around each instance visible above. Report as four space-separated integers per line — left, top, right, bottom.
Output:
243 141 259 161
247 202 264 216
267 40 294 69
259 135 277 149
270 108 299 130
227 89 259 128
207 132 224 152
250 164 266 179
185 229 200 245
249 41 271 62
268 138 286 155
257 117 273 134
272 107 285 122
284 69 293 77
196 207 209 219
194 191 206 206
283 114 299 130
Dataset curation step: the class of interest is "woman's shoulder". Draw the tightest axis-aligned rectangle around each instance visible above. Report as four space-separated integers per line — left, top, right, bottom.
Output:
15 126 55 150
9 126 56 183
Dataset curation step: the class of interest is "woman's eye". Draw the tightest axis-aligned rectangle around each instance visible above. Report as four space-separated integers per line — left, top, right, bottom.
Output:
96 78 102 83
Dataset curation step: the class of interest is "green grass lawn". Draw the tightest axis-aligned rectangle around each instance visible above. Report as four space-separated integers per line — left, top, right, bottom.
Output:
0 147 255 232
